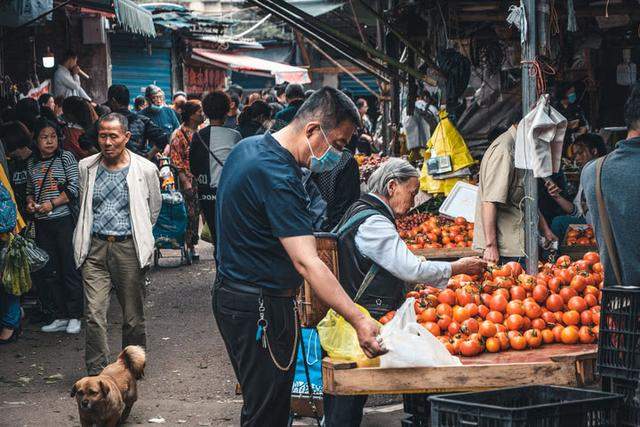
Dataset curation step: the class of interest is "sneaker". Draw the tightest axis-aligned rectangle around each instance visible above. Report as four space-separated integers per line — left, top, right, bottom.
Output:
66 319 81 334
41 319 69 332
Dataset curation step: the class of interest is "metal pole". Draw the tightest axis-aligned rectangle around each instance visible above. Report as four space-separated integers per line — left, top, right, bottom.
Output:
376 0 391 152
522 0 539 274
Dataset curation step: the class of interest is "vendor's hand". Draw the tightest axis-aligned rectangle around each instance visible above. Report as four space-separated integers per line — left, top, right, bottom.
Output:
353 317 387 359
451 257 487 276
483 245 500 264
544 180 562 199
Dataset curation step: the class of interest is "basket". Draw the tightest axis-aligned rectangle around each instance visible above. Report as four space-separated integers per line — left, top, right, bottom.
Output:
597 286 640 380
559 224 598 259
404 394 431 418
429 385 621 427
297 233 337 327
602 377 640 427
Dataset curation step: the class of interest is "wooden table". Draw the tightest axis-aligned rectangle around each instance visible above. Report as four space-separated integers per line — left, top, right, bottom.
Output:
411 247 482 260
323 344 597 395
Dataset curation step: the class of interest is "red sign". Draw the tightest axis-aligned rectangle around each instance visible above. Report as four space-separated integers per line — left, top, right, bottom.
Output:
184 65 226 95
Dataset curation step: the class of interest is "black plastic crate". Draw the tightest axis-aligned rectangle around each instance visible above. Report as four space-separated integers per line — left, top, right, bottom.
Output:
602 376 640 427
429 385 621 427
401 415 429 427
403 393 430 417
597 286 640 380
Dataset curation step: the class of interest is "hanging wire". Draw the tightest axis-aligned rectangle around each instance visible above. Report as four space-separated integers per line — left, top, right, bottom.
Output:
521 57 557 96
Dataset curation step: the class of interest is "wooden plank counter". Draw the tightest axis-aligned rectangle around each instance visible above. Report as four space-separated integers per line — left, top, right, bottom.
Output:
411 247 482 260
323 344 597 395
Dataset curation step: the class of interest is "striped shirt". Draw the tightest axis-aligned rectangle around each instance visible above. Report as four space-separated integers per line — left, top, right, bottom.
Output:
27 150 79 220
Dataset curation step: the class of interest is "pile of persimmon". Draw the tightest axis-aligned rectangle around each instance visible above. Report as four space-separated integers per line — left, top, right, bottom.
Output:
379 252 603 357
397 213 474 250
565 226 597 247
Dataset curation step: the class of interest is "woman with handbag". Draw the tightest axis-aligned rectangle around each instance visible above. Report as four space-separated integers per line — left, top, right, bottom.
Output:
25 118 83 334
168 100 205 261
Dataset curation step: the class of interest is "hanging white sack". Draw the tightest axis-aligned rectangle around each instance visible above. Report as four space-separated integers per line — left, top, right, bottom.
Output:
515 94 567 178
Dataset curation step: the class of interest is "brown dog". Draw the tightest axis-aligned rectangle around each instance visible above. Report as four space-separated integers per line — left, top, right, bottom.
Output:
71 346 146 427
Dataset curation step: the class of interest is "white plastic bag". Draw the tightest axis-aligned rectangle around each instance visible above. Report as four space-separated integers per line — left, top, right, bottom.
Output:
379 298 462 368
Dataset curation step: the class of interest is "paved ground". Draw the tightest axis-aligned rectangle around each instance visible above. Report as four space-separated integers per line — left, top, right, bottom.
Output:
0 242 405 426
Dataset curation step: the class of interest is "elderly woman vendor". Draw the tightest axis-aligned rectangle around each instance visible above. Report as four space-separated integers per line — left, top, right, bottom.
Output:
324 158 486 427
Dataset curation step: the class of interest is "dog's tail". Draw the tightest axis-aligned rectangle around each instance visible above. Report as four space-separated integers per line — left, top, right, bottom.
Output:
118 345 146 380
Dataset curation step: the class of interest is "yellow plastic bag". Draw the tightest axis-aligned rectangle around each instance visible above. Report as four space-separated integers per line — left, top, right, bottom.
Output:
420 113 475 195
201 222 213 244
317 304 378 362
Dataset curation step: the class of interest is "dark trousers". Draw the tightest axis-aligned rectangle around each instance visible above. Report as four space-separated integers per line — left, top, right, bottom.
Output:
323 394 368 426
35 215 83 319
212 281 297 427
200 198 216 243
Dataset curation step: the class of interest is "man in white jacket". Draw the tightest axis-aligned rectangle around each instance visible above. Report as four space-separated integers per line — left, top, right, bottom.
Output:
52 50 91 101
73 112 161 375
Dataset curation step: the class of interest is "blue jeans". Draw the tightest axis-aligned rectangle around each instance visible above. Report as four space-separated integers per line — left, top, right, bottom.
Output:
1 290 20 329
551 215 586 241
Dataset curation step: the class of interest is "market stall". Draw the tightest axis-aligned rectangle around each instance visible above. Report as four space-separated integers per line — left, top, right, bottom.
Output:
315 250 603 423
323 343 596 395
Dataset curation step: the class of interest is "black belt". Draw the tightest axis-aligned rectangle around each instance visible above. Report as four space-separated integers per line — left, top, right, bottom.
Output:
219 278 297 298
93 233 132 243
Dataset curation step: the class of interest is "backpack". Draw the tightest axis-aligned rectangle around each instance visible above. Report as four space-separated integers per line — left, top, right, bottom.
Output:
0 180 17 233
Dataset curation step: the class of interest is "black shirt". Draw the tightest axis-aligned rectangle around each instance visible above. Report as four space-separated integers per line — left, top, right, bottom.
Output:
215 133 313 289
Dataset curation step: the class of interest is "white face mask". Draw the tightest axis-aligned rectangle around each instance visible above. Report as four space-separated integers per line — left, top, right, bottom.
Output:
415 100 427 111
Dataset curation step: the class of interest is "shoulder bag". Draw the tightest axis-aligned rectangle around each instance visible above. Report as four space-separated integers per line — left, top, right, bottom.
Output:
193 129 225 167
595 155 623 285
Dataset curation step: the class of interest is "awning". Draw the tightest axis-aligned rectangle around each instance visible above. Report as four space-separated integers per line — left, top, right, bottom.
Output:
286 0 343 17
114 0 156 37
192 49 310 84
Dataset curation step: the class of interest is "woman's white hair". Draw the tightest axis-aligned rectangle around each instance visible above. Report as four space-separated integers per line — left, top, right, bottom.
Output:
367 157 419 197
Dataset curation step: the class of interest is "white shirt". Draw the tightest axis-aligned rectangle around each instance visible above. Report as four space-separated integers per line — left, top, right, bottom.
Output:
53 66 91 101
354 193 452 287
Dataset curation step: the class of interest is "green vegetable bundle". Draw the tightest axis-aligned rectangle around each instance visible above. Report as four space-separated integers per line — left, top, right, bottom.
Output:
2 234 32 296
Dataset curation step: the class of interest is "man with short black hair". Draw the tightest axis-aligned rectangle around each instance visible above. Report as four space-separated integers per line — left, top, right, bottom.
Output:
53 50 91 101
82 85 169 159
582 83 640 286
73 112 161 375
190 91 241 237
273 83 306 126
213 87 384 426
224 92 241 129
275 83 287 105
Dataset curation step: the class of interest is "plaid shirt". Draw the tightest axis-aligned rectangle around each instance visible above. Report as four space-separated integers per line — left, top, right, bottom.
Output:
92 164 131 236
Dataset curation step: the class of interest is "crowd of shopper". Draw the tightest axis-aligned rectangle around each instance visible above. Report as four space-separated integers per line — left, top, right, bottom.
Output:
0 75 374 357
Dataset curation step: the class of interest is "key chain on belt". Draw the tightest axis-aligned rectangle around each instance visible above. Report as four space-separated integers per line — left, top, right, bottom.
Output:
255 296 298 372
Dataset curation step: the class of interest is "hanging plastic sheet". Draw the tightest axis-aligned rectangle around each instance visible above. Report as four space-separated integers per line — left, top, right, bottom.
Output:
514 94 567 178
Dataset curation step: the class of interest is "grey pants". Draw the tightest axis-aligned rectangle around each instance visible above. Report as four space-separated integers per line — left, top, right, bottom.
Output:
83 237 146 375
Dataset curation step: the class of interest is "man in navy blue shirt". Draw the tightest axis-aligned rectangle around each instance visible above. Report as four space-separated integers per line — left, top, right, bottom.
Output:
213 87 384 427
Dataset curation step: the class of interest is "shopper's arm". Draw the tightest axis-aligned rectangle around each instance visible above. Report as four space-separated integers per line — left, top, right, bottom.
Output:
280 235 385 358
481 201 500 263
545 180 574 214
